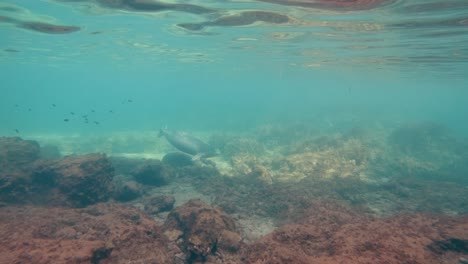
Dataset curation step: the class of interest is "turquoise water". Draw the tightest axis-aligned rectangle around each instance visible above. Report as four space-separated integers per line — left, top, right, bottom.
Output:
1 1 468 262
1 0 467 137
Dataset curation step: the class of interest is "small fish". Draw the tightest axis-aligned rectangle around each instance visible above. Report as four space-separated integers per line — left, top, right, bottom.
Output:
14 104 19 107
94 121 100 125
127 99 133 103
70 112 75 115
64 118 69 122
109 110 114 114
81 115 88 118
14 129 19 134
91 109 95 113
4 49 19 53
28 108 31 112
52 104 56 107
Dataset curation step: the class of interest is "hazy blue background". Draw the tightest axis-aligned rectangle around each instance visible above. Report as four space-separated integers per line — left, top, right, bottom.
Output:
1 0 468 137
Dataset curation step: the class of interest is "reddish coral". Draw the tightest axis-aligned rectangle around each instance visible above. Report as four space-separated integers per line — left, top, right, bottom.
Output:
0 203 172 264
32 153 115 207
243 200 468 264
164 199 243 262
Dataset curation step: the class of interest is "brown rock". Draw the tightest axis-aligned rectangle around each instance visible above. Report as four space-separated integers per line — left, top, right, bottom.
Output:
144 195 175 214
0 137 40 204
33 154 114 207
0 137 40 171
113 180 142 202
164 199 242 262
242 200 468 264
133 159 171 186
0 203 172 264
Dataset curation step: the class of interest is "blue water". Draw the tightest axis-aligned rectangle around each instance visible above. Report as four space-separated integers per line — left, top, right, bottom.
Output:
1 2 468 262
1 0 468 135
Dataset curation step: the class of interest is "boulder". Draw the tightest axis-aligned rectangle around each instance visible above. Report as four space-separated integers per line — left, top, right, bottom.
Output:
143 195 175 214
164 199 242 262
32 154 115 207
132 160 171 186
0 203 172 264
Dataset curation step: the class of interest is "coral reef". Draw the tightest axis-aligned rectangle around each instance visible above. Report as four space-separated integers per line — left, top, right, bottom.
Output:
242 200 468 264
163 152 194 167
113 180 142 202
132 159 171 186
33 153 115 207
0 203 172 264
164 199 242 263
143 195 175 214
0 137 115 207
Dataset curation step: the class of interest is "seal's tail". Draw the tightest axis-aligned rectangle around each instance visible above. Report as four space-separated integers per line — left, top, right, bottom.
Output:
158 125 168 138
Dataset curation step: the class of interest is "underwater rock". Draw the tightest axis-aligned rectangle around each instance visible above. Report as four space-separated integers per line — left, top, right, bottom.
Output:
274 149 365 181
110 156 147 176
248 165 273 185
39 144 61 160
428 238 468 255
164 199 242 262
222 137 265 158
162 151 194 167
0 137 41 204
113 180 142 202
143 195 175 214
0 137 40 171
388 122 454 155
33 153 115 207
242 200 468 263
0 203 172 264
132 160 171 186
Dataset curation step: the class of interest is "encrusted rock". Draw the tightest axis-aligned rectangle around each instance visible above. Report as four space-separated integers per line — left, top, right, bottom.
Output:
113 180 142 202
0 137 42 204
133 160 171 186
164 199 242 262
32 153 115 207
162 152 194 167
0 203 172 264
0 137 40 171
144 195 175 214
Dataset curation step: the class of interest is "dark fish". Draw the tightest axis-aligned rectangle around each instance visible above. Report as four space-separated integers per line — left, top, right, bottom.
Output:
159 128 217 158
14 104 19 107
28 108 31 111
91 109 95 113
14 129 19 134
64 118 69 122
52 104 56 107
94 121 100 125
109 110 114 113
70 112 75 115
128 99 133 103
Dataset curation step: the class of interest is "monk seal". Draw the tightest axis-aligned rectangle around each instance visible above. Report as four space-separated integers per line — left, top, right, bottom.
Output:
159 128 217 158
